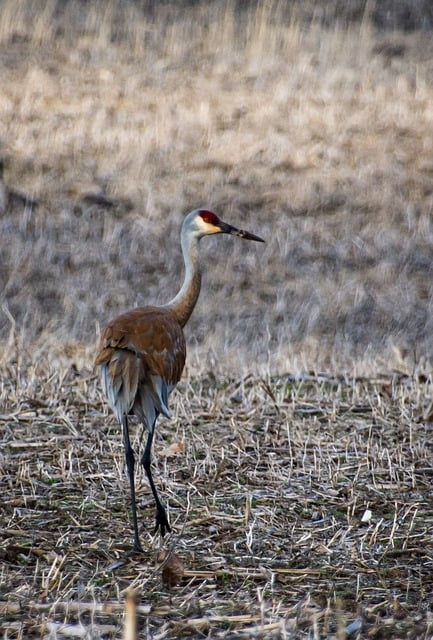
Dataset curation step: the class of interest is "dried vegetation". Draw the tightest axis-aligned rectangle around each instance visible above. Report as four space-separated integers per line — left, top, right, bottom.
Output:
2 358 433 638
1 1 433 638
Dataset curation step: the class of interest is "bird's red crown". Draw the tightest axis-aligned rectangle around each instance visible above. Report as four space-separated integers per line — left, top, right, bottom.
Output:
199 210 219 226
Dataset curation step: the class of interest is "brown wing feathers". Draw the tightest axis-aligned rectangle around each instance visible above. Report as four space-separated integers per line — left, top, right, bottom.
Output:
95 307 186 414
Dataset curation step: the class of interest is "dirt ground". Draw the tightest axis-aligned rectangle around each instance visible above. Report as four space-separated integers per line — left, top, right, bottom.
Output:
1 1 433 638
2 366 433 638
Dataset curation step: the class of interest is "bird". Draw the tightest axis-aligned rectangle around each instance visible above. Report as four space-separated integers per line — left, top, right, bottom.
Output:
95 209 264 551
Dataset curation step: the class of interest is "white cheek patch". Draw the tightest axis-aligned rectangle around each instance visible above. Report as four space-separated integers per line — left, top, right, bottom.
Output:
197 217 220 234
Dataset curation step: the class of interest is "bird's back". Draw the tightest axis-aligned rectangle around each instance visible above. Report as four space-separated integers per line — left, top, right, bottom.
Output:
95 306 186 428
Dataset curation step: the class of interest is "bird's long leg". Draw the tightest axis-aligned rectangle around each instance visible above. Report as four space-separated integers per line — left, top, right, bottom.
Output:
141 419 171 537
122 414 143 552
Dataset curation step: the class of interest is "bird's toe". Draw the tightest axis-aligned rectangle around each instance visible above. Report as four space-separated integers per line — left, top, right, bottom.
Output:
154 507 171 537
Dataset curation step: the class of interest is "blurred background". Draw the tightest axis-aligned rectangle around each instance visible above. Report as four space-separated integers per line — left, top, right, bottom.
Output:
1 0 433 376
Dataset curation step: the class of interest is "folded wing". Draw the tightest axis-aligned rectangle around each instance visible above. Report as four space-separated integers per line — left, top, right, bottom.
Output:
95 306 186 428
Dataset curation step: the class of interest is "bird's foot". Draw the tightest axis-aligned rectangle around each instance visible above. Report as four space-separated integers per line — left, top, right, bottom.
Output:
153 505 171 537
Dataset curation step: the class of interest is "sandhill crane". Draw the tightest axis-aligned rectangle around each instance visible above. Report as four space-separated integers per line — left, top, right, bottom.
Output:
95 209 264 551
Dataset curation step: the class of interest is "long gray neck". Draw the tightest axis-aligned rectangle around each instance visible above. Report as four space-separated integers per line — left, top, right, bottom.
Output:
164 228 201 328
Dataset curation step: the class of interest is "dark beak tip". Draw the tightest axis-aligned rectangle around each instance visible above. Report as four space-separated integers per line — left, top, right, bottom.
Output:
241 231 265 243
221 221 264 243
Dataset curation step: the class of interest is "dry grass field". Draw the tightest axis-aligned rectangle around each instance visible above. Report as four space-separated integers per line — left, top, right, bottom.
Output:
1 1 433 638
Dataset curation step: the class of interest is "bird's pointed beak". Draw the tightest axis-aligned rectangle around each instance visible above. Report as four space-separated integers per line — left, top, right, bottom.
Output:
219 220 265 242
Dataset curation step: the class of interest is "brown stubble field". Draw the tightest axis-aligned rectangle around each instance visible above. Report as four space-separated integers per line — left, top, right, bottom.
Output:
1 1 433 638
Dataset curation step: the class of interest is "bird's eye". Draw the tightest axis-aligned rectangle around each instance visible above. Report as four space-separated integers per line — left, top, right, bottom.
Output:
199 210 219 226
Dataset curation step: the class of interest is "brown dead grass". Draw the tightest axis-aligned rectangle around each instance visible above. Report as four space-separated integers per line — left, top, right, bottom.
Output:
1 1 433 638
1 354 433 638
0 1 433 375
